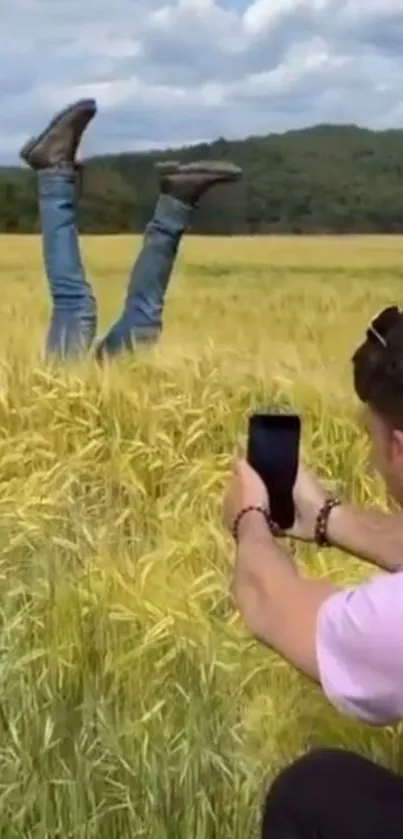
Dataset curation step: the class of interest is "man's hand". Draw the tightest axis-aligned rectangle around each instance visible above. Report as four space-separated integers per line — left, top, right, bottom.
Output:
288 462 328 542
223 458 269 534
289 462 403 573
223 459 337 681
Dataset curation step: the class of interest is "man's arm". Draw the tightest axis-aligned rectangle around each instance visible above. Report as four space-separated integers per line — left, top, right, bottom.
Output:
290 464 403 573
233 510 339 680
226 459 403 725
326 504 403 572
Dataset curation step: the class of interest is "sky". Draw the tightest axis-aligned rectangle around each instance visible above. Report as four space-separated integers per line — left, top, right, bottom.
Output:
1 0 403 164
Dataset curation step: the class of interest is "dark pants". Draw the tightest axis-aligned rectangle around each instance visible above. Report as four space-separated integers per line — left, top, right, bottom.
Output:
262 748 403 839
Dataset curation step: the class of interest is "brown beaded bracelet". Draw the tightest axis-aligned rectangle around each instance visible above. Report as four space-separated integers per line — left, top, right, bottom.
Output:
314 496 342 546
232 505 273 541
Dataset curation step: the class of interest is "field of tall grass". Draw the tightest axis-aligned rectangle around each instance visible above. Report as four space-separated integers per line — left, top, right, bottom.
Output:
0 233 402 837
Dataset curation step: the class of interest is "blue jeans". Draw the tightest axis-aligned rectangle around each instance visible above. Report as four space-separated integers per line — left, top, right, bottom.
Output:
38 167 193 360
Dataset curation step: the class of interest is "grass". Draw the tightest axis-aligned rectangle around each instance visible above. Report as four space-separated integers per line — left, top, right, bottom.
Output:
0 233 402 837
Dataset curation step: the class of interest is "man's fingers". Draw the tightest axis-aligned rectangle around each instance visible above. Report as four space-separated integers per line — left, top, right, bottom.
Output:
231 458 239 476
235 457 250 478
232 448 245 473
233 455 245 473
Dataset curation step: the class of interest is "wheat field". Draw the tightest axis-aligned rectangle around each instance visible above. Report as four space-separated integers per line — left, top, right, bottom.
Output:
0 233 402 838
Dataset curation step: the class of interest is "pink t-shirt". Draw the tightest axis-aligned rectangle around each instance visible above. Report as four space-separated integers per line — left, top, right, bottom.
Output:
316 572 403 725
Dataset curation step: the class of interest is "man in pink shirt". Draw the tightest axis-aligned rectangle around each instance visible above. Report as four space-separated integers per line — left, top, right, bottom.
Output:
224 305 403 838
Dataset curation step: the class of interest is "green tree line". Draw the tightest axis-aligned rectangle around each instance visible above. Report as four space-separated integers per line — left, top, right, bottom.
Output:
2 124 403 234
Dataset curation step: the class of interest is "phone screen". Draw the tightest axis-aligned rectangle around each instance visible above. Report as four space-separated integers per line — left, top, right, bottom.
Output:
247 413 301 530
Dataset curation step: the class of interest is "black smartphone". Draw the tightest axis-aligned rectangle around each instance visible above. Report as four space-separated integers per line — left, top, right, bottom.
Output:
247 413 301 530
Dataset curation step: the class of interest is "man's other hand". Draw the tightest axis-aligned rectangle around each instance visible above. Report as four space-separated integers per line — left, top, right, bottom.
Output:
289 462 328 542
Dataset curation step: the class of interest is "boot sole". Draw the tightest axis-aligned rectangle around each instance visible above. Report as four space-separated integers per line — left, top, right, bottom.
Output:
156 161 242 179
20 98 97 165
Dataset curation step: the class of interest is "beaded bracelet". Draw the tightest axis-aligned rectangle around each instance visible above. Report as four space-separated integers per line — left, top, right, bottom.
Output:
314 496 341 546
232 505 273 542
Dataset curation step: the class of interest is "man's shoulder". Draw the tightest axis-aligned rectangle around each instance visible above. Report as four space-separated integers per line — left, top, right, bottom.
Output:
317 571 403 724
319 570 403 649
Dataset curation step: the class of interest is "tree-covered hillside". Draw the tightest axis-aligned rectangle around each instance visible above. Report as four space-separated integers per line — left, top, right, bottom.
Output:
2 124 403 234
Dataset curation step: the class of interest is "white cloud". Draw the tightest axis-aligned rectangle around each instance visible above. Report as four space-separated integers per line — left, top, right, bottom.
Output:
1 0 403 163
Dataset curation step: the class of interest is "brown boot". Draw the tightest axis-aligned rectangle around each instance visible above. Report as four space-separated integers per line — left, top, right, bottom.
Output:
156 160 242 205
19 99 97 170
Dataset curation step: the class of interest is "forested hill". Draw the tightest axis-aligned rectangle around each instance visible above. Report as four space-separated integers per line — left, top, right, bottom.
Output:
2 123 403 234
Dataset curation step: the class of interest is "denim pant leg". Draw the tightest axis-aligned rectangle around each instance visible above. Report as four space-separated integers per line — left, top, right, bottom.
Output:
38 168 97 360
95 194 192 360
